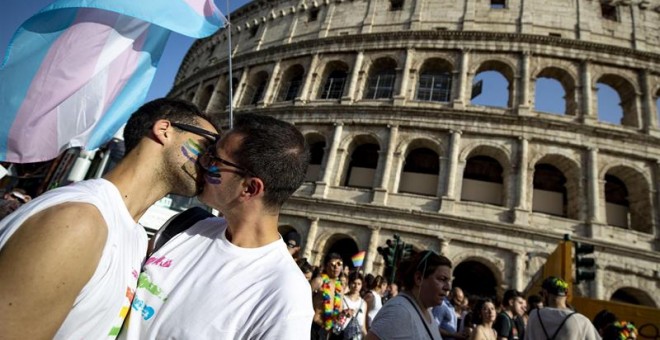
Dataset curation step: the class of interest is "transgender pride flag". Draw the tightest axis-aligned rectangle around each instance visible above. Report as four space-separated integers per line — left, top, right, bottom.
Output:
0 0 225 163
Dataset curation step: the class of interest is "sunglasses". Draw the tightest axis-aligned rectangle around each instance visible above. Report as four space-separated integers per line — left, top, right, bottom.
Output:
171 122 220 142
198 145 256 178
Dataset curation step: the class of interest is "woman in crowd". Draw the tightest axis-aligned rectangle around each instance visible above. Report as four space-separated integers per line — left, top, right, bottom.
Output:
364 275 388 327
469 298 497 340
365 251 450 340
341 272 369 339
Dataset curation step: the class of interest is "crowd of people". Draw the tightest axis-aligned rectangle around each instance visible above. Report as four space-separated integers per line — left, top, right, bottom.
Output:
0 97 644 340
294 249 640 340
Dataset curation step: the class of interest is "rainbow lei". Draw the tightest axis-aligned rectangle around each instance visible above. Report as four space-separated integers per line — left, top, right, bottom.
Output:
321 274 342 331
614 321 637 340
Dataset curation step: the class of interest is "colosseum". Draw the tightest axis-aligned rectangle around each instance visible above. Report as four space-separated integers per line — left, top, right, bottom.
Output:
169 0 659 305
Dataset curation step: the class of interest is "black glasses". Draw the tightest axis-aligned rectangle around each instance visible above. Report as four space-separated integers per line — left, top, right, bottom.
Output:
417 250 438 270
171 122 219 142
199 145 255 178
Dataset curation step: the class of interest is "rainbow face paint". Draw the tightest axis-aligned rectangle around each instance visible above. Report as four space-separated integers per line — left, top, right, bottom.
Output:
180 138 205 163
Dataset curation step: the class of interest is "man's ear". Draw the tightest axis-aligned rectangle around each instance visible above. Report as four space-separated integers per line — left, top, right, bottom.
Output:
414 270 423 287
152 119 172 145
242 177 265 199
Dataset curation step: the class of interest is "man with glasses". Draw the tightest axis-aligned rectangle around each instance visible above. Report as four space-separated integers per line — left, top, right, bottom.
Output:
120 113 313 339
312 252 345 339
0 98 218 339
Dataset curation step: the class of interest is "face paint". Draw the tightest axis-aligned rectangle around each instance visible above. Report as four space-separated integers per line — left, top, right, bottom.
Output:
180 138 204 163
205 172 221 185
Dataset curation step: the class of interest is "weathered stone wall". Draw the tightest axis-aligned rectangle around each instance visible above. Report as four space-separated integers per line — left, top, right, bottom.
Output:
174 0 660 304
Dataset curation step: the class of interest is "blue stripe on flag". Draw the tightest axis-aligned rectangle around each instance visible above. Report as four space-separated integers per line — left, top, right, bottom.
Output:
0 9 78 160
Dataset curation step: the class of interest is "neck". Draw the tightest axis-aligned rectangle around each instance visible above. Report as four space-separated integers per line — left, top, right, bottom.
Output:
224 207 280 248
103 153 172 222
548 297 567 309
403 289 428 310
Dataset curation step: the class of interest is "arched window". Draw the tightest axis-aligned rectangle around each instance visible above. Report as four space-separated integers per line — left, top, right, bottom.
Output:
344 143 380 188
461 155 504 205
532 164 567 216
306 138 326 182
604 167 652 233
605 174 629 228
278 64 305 102
416 59 452 102
242 71 269 106
364 58 397 100
611 287 657 307
596 74 639 127
453 260 498 298
399 148 439 196
470 61 514 108
198 84 214 110
534 67 576 115
321 70 348 99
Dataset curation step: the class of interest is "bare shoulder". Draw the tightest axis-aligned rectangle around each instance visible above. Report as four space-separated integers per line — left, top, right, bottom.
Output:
0 202 109 338
16 201 107 243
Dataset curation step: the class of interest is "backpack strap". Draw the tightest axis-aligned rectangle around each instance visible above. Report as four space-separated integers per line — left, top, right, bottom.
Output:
151 207 213 254
549 311 577 340
537 309 577 340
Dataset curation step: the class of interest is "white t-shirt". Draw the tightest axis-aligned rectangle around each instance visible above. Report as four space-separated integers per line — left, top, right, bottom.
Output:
119 217 314 339
525 307 601 340
0 179 147 339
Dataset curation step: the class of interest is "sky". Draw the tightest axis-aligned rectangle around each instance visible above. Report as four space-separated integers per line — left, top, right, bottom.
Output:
1 0 632 124
0 0 252 102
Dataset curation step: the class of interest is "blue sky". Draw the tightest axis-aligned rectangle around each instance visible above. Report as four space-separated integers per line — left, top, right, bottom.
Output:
1 1 631 123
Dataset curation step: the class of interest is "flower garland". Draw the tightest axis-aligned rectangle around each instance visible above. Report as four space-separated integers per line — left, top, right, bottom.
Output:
321 273 342 331
613 321 637 340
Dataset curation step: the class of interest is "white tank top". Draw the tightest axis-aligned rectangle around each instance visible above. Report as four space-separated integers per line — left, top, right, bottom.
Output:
0 179 148 339
368 290 383 325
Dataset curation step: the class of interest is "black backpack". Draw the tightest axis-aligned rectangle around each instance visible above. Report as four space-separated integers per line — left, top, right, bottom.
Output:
150 207 214 254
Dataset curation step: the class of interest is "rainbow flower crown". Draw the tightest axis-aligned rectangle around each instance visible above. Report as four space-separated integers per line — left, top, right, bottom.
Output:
542 276 569 295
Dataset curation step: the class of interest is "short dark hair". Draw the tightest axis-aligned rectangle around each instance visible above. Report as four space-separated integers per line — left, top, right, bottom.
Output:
369 275 387 290
229 114 310 208
502 289 523 307
398 250 452 290
323 252 343 266
123 98 211 154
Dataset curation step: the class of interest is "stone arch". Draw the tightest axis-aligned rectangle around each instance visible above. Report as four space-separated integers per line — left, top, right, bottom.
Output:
415 57 454 102
398 146 441 196
595 74 640 128
533 66 577 116
363 57 398 100
610 287 657 307
305 132 327 182
318 60 350 100
531 154 582 219
600 164 652 233
341 134 382 189
277 64 305 102
241 70 269 106
197 83 214 110
451 255 502 299
471 59 516 108
321 233 360 270
460 144 511 207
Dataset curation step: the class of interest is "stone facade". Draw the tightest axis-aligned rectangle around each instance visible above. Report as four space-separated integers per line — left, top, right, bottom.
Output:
172 0 660 305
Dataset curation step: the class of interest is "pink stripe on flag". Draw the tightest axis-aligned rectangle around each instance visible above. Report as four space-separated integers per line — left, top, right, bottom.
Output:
7 9 119 160
183 0 217 17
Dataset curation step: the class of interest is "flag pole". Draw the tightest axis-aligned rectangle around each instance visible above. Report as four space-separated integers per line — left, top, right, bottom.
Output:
226 0 234 129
